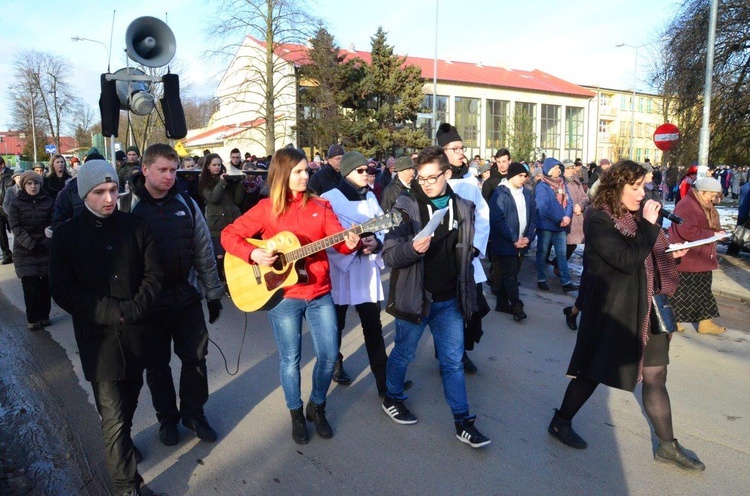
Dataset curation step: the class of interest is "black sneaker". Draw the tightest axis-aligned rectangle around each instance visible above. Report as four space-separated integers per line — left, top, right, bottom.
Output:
159 420 179 446
1 256 12 265
382 396 417 425
39 319 52 327
538 281 550 291
182 415 217 442
455 416 491 448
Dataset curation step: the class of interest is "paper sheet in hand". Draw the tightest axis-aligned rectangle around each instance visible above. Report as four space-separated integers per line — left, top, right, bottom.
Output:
414 207 449 241
666 232 729 252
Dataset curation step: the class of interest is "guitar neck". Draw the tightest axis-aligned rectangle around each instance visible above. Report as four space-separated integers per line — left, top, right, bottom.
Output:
286 225 365 262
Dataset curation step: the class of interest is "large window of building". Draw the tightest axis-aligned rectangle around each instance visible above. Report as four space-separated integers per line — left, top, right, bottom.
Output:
540 104 561 157
564 106 584 159
486 99 510 151
455 96 481 157
418 94 449 141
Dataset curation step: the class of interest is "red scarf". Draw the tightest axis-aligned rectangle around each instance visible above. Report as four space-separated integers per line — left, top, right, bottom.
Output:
602 207 679 382
541 175 568 209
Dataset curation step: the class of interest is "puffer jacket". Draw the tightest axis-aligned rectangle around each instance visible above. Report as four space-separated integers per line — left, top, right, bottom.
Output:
121 172 224 309
8 190 54 278
382 189 477 324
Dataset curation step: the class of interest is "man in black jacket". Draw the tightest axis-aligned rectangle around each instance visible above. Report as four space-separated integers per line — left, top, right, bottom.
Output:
0 157 13 264
308 144 344 195
122 143 225 447
50 160 163 496
380 156 416 212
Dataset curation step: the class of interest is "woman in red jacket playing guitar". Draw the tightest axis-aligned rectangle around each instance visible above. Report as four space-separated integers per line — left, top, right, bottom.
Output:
222 148 361 445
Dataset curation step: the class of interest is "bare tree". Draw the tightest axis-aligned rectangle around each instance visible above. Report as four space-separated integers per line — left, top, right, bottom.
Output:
658 0 750 167
207 0 319 154
9 50 77 155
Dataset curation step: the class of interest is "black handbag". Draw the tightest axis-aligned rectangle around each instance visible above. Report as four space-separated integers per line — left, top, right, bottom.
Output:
651 294 678 334
730 220 750 250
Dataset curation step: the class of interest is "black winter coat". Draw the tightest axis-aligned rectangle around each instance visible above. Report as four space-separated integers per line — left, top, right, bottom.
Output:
8 190 54 278
308 164 341 195
43 172 72 202
566 209 661 392
380 177 411 213
50 208 163 382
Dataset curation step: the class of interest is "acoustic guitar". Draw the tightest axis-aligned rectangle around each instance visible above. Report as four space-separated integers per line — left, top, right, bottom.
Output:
224 211 403 312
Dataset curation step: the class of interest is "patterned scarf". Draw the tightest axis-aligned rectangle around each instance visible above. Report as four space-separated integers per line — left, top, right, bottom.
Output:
602 206 679 382
690 188 721 230
540 175 568 208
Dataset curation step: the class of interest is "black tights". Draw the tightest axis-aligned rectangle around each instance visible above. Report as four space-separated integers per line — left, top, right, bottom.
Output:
558 366 674 442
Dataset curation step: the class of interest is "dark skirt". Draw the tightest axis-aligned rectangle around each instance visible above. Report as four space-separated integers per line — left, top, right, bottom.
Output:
644 329 670 367
671 271 720 322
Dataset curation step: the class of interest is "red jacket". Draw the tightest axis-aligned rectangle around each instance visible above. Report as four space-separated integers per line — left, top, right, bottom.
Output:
221 193 357 300
669 190 719 273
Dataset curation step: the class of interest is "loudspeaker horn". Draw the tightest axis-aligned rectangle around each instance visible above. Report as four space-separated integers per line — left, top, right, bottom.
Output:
112 68 155 116
125 16 176 68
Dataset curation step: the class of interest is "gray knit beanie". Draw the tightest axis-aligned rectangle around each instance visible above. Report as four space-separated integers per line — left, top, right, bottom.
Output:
77 160 119 199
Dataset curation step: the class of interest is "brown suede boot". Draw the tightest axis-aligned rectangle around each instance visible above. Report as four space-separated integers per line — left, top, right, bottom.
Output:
697 319 726 334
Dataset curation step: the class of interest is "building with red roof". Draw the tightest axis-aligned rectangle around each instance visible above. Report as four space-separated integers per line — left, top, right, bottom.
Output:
183 36 629 163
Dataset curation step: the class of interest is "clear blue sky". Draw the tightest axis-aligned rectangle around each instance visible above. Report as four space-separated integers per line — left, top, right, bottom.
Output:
0 0 680 131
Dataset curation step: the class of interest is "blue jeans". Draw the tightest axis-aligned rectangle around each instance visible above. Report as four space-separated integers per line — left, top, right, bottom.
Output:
386 298 469 418
535 229 571 285
267 293 339 410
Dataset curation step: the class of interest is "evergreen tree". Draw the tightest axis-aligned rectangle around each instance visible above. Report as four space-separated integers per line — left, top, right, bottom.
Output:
296 27 355 155
350 27 430 158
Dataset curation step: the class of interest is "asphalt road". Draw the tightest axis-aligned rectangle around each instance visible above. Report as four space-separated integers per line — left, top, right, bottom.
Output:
1 256 749 496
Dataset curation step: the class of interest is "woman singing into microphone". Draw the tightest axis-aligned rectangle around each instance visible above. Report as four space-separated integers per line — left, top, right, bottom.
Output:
547 160 705 472
221 148 360 445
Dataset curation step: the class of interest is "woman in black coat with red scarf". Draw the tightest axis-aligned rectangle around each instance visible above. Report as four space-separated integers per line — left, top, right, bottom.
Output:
547 160 705 472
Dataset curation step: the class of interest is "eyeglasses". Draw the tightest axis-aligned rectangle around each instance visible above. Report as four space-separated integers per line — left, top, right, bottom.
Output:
354 167 368 175
444 146 466 153
416 170 446 185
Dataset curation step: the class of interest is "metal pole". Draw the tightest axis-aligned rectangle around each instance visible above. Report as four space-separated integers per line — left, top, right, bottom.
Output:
698 0 718 176
432 0 438 145
30 92 38 164
630 47 638 158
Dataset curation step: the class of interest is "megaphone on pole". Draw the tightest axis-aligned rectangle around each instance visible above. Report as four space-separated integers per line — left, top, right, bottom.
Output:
99 16 187 139
125 16 176 68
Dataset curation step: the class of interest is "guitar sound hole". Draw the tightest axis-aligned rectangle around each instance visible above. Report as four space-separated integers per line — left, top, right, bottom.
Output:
272 258 285 271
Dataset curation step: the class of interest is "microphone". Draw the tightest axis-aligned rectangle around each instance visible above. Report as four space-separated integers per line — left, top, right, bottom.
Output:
659 208 683 225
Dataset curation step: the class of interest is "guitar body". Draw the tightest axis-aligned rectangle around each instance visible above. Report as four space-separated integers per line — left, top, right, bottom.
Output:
224 231 309 312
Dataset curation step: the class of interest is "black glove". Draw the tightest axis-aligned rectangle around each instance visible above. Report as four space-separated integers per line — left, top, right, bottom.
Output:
207 299 223 324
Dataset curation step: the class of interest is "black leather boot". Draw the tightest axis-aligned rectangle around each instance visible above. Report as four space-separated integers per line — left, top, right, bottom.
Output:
305 400 333 439
290 407 308 444
332 358 352 385
548 408 587 449
512 301 527 321
655 438 705 471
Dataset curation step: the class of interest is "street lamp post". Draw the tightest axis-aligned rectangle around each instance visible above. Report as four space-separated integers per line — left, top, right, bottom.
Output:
71 36 114 163
432 0 438 145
